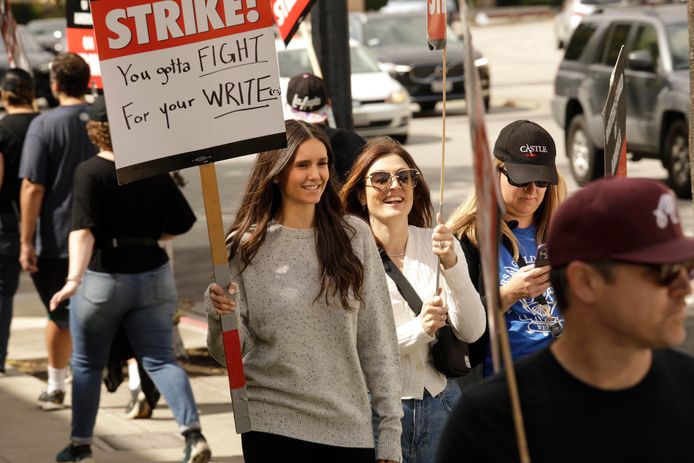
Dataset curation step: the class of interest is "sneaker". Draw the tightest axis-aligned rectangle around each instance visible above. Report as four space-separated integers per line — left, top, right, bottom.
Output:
124 391 152 419
55 444 94 462
181 431 211 463
38 390 65 411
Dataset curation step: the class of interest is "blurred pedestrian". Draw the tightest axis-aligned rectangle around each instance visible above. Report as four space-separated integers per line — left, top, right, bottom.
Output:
49 96 210 463
448 120 567 379
285 72 365 183
205 120 402 462
438 177 694 462
18 53 96 409
0 68 39 374
341 137 485 463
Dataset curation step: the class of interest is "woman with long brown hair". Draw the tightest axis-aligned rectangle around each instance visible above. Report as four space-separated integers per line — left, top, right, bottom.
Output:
341 137 485 463
205 120 402 463
448 120 567 378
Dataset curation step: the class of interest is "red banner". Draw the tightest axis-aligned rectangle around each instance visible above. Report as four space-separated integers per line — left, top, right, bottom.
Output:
427 0 447 50
271 0 316 45
90 0 273 61
66 0 102 89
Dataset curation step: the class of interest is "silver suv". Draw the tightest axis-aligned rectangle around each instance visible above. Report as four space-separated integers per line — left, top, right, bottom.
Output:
551 4 690 196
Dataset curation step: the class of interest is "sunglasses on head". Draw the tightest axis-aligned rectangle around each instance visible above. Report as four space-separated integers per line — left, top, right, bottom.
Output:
499 167 551 189
616 260 694 286
366 168 419 192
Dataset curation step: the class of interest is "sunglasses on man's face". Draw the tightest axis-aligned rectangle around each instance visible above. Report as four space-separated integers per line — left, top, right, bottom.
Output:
499 167 551 189
620 260 694 287
366 169 419 192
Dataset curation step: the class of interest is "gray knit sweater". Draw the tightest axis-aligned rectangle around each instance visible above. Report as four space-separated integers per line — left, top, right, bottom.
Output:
206 216 403 461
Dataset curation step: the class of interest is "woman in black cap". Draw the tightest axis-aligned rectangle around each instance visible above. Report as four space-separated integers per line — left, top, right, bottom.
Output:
49 96 211 463
0 68 39 374
448 120 567 379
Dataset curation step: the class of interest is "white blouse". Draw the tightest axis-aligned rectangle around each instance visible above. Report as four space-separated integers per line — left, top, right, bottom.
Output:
388 226 486 399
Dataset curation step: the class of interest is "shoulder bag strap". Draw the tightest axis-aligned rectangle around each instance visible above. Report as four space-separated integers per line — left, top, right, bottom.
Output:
379 248 423 315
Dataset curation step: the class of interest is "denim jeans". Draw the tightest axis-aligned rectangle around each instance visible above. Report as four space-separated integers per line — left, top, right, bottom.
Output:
69 263 200 444
0 213 20 371
373 379 461 463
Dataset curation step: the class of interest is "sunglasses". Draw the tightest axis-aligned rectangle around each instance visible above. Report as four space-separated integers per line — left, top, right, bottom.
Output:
366 169 419 192
617 260 694 286
499 167 551 189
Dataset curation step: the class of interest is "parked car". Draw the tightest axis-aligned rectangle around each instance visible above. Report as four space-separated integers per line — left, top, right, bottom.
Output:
349 11 490 112
0 26 57 107
276 38 412 142
26 17 66 55
553 0 622 49
551 4 690 196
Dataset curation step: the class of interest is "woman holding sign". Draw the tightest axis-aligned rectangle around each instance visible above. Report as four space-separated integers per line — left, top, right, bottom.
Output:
340 137 485 463
49 97 211 463
448 120 567 379
205 120 403 462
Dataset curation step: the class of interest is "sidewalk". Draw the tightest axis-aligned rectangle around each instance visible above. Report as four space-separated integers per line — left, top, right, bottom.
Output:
0 285 244 463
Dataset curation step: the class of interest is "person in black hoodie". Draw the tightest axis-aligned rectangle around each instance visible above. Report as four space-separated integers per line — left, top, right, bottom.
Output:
0 68 39 374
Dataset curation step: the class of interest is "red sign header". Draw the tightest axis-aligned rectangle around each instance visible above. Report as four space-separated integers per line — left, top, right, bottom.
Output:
272 0 315 45
90 0 273 60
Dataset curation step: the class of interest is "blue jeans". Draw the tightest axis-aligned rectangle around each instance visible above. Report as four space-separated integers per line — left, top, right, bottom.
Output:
373 379 461 463
69 263 200 444
0 213 20 371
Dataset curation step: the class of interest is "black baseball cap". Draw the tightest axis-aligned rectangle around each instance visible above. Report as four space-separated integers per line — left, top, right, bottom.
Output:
89 95 108 122
285 73 330 123
494 120 558 185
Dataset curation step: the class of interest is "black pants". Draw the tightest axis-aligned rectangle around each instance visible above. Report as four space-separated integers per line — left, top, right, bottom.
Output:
31 257 69 329
241 431 376 463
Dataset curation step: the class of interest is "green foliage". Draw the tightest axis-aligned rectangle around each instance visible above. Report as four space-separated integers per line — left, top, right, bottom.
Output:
11 2 64 25
365 0 389 11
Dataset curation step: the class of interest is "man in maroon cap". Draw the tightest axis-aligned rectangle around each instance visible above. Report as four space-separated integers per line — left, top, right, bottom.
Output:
437 177 694 462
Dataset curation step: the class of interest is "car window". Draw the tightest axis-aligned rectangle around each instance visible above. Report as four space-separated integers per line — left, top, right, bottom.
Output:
602 23 631 66
667 22 688 70
629 24 659 70
363 15 460 48
277 49 313 78
350 45 381 74
564 22 597 61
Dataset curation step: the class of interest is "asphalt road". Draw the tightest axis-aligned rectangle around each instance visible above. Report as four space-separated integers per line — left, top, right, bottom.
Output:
14 17 694 355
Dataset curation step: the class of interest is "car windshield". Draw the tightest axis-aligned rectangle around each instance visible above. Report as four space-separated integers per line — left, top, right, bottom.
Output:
363 15 460 48
667 22 688 70
278 44 380 77
0 28 42 54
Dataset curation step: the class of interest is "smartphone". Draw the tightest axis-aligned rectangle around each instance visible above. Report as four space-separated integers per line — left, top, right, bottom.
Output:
535 243 550 267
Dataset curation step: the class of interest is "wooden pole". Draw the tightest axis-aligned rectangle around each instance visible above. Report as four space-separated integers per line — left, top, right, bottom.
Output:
199 163 251 434
435 47 447 292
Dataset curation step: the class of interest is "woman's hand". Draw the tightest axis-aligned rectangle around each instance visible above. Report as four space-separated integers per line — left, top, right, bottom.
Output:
209 282 239 315
49 281 79 311
499 264 551 309
432 213 457 270
419 291 448 337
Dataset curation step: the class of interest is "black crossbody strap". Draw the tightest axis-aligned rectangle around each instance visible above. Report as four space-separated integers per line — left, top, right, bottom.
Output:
379 248 423 315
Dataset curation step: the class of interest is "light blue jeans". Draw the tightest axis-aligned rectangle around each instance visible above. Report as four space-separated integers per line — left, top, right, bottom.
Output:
69 263 200 444
374 379 461 463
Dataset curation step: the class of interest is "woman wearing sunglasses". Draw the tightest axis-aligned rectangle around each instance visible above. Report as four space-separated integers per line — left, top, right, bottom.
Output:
341 138 485 463
448 120 567 379
204 120 403 463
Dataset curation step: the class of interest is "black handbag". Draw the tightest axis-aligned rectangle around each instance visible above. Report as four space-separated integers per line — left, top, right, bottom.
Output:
379 249 471 378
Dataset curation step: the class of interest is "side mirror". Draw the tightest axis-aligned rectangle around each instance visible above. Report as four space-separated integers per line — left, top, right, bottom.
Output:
628 49 655 72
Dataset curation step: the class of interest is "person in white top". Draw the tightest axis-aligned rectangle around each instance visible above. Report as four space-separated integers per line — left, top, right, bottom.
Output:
341 137 486 463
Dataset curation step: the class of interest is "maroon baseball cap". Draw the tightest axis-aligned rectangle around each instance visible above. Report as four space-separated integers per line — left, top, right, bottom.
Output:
494 120 558 185
547 177 694 267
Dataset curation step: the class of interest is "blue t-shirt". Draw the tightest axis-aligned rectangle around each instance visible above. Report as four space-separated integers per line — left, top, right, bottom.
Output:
18 104 96 257
483 224 564 377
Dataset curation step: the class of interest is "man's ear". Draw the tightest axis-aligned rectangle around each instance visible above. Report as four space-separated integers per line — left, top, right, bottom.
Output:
565 261 602 306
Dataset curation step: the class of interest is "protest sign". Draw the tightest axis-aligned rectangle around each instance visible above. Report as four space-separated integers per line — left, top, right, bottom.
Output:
427 0 447 50
272 0 316 45
0 0 30 71
90 0 286 184
603 45 627 177
66 0 102 90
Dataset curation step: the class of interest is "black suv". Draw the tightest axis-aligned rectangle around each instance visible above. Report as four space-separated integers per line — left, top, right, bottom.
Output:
551 4 690 196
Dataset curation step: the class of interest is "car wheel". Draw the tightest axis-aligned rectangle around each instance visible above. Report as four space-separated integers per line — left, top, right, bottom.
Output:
567 114 603 185
419 102 437 112
392 134 409 144
665 119 691 198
